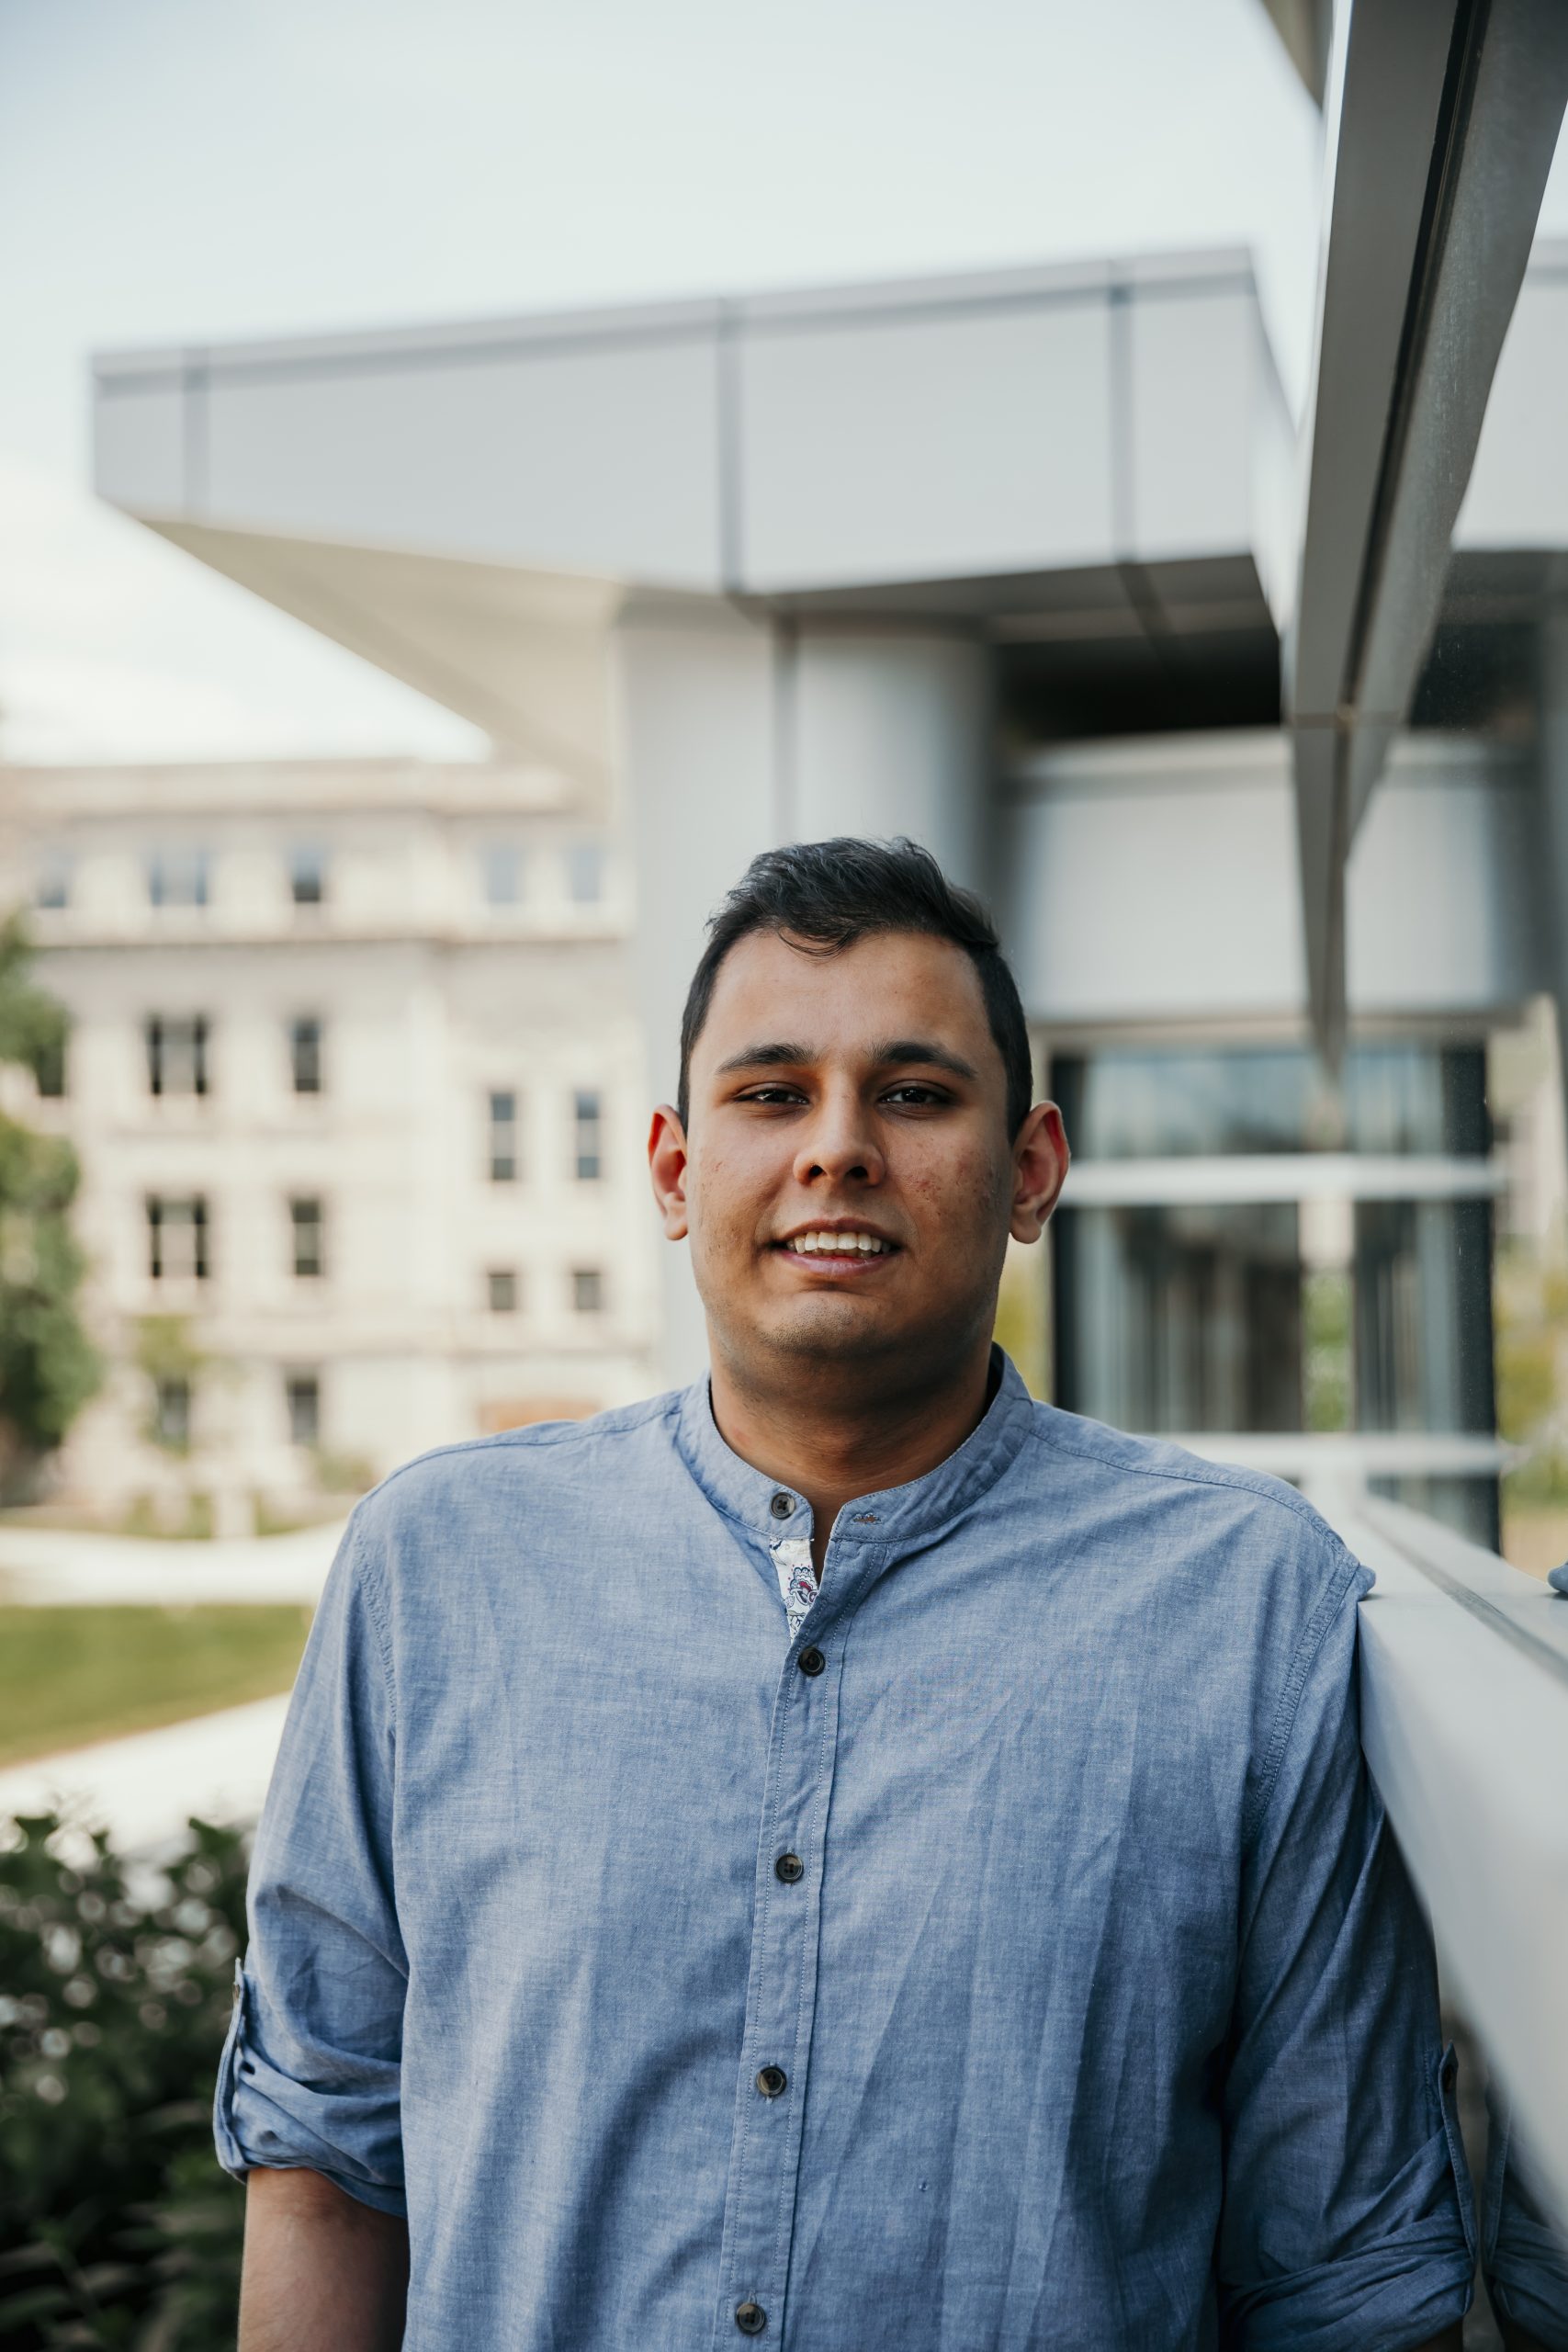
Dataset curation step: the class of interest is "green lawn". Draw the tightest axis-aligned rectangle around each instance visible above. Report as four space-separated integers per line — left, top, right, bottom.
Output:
0 1605 314 1768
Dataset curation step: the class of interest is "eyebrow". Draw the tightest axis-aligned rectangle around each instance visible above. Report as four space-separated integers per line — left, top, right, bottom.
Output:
715 1038 979 1082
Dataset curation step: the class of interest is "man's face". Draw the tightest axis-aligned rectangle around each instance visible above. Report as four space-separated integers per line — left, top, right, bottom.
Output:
649 928 1067 1392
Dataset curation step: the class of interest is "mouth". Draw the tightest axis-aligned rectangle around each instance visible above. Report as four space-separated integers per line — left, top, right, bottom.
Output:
771 1226 901 1272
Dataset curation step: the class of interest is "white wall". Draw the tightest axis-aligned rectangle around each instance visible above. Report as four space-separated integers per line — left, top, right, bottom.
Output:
998 729 1544 1028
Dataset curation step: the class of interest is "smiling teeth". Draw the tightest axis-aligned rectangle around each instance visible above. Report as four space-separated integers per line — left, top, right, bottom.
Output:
787 1232 889 1254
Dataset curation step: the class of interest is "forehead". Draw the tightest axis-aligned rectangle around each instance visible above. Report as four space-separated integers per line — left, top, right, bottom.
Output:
697 928 995 1061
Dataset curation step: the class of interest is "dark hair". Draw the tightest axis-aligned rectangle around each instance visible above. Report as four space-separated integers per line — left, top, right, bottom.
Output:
678 837 1033 1137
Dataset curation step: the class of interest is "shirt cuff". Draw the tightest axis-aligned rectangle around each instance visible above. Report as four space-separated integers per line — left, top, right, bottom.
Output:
1221 2221 1473 2350
212 1960 408 2220
1488 2216 1568 2352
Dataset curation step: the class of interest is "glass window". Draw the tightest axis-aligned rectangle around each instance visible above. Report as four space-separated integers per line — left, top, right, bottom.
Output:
1354 1198 1495 1436
488 1091 519 1182
286 1373 320 1447
1052 1045 1488 1160
154 1375 190 1450
566 843 604 905
147 1196 209 1282
289 1016 322 1095
33 1034 66 1099
480 843 524 907
33 854 70 911
1054 1203 1303 1433
487 1268 519 1313
572 1267 604 1314
288 844 326 906
290 1197 325 1279
573 1089 603 1181
145 1014 209 1098
147 847 209 908
1343 1045 1488 1158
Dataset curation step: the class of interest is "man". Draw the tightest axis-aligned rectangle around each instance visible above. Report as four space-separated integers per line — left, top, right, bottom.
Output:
222 838 1475 2349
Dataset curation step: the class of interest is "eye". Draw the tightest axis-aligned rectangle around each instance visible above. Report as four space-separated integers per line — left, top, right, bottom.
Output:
881 1083 948 1108
737 1083 807 1106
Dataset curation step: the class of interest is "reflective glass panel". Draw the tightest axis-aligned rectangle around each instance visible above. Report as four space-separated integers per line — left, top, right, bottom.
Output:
1054 1203 1302 1433
1053 1045 1488 1159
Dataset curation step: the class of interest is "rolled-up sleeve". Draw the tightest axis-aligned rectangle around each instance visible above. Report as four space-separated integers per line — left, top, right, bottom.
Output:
1217 1561 1475 2349
213 1517 407 2216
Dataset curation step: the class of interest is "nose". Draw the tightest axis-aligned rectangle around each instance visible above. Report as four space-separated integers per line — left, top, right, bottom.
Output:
792 1081 886 1189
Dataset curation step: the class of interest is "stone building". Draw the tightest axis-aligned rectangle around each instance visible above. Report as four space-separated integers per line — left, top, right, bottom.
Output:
0 756 657 1527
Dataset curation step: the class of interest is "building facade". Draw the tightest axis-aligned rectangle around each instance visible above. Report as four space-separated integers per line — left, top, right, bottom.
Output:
0 758 658 1527
81 242 1568 1543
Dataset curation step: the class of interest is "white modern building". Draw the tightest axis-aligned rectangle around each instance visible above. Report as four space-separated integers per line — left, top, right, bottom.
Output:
0 757 658 1526
80 239 1568 1547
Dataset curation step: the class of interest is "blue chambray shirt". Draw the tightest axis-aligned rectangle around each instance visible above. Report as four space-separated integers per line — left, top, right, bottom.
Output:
216 1353 1475 2350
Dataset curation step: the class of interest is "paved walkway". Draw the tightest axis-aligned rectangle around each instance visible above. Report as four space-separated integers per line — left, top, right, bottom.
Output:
0 1692 290 1850
0 1518 344 1605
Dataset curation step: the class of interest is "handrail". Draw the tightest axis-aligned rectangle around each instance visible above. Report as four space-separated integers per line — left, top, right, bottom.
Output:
1311 1485 1568 2226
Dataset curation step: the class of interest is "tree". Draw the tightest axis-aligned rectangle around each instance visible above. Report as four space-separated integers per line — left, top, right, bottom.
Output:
0 914 101 1494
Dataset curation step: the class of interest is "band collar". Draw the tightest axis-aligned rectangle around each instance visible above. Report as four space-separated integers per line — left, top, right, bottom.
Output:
674 1345 1034 1549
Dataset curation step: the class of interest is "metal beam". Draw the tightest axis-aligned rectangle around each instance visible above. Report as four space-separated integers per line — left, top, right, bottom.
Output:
1285 0 1568 1056
1257 0 1333 105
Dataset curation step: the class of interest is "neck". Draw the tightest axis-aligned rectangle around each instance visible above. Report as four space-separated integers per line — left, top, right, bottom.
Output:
708 1329 997 1572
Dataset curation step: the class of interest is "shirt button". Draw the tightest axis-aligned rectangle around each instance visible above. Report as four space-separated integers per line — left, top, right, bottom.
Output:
755 2064 787 2098
769 1492 795 1520
735 2301 767 2334
773 1851 804 1883
797 1645 825 1676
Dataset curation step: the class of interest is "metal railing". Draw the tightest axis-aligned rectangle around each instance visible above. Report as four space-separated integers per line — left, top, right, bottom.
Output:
1309 1483 1568 2227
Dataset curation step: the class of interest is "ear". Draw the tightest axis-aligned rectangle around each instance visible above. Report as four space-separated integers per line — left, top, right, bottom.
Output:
1009 1101 1069 1244
648 1103 690 1241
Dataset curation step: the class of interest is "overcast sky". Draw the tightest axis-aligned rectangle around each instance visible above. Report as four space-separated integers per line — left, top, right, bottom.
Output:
3 0 1564 765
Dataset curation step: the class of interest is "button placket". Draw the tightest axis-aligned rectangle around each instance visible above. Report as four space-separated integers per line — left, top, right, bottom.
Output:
711 1549 860 2352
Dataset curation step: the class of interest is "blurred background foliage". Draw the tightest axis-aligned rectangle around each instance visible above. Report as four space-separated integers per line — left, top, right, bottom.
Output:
1497 1239 1568 1504
0 1813 246 2349
0 918 101 1499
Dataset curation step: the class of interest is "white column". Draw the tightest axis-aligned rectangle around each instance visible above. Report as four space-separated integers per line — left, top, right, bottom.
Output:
616 612 995 1386
787 629 991 892
616 608 782 1385
1540 610 1568 1108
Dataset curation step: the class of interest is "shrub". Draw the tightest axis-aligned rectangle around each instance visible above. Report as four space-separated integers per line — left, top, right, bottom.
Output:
0 1812 248 2348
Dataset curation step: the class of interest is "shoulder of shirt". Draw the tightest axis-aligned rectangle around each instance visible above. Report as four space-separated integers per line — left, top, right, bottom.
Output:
344 1390 684 1532
1016 1396 1368 1585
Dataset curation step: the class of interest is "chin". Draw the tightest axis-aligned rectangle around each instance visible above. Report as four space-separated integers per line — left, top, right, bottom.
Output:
753 1298 913 1365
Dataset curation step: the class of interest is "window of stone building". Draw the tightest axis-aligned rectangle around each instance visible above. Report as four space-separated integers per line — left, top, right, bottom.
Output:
566 842 604 905
290 1197 325 1279
487 1268 519 1313
286 1373 320 1447
147 1196 209 1282
289 1016 322 1095
146 847 209 908
33 854 70 910
488 1090 519 1182
573 1089 603 1181
146 1014 209 1097
154 1376 190 1450
480 843 524 906
288 844 327 906
572 1266 604 1314
33 1035 66 1098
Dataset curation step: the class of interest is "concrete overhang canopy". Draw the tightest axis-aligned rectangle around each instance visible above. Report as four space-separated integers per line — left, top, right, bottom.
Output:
94 250 1294 755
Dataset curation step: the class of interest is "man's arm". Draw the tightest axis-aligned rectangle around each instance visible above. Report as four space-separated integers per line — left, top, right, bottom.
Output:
239 2167 409 2352
1217 1555 1476 2345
